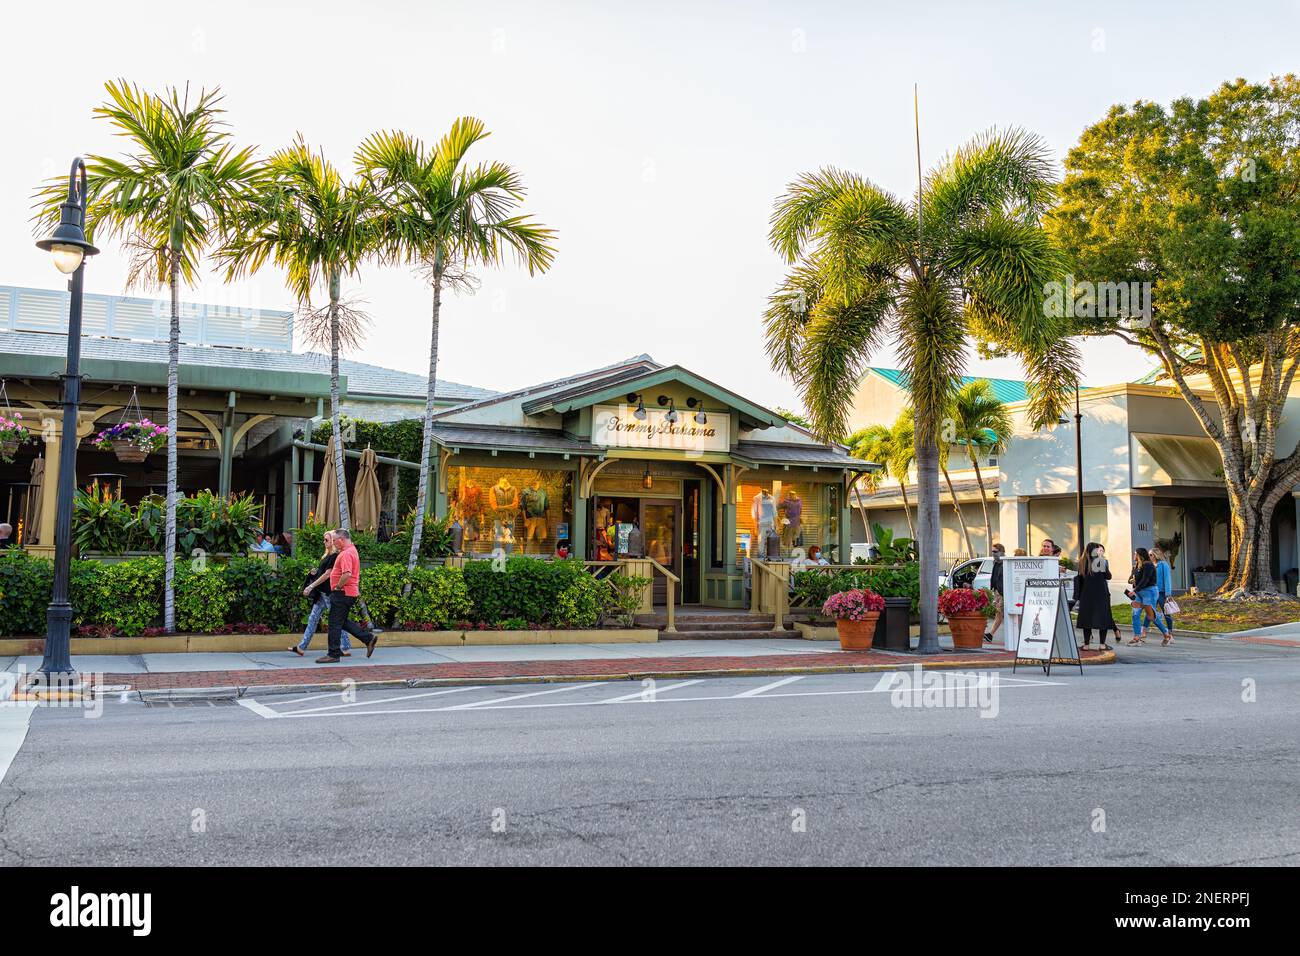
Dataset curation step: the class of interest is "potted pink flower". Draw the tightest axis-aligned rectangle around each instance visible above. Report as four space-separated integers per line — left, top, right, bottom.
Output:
822 587 886 650
0 411 31 463
938 586 996 649
92 419 168 463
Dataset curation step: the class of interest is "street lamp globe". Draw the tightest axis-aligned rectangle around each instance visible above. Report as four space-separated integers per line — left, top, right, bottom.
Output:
35 159 99 273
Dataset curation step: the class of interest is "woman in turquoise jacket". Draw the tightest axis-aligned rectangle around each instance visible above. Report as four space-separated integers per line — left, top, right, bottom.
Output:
1151 546 1175 644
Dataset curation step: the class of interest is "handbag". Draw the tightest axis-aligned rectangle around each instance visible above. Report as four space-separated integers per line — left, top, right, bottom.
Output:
1163 598 1180 615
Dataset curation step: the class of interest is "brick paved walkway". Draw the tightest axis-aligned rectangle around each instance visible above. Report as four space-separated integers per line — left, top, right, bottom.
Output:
79 646 1114 693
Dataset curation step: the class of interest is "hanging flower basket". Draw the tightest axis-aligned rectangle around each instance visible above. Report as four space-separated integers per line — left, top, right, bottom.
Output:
93 419 167 464
0 412 31 464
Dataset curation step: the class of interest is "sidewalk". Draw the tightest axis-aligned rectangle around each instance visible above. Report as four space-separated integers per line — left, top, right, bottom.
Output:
4 637 1115 696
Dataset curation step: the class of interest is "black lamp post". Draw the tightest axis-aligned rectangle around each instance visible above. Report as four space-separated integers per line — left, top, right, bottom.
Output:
34 157 99 684
1074 383 1085 562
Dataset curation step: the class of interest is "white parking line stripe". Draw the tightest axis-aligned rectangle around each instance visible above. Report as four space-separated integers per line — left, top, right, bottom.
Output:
732 675 806 697
599 680 704 704
273 692 358 707
277 685 487 715
237 698 281 719
442 682 604 710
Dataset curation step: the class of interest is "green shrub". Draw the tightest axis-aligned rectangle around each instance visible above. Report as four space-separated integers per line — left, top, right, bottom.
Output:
73 484 133 555
606 573 651 626
397 566 472 629
174 564 233 633
360 562 408 628
794 562 921 617
84 557 164 636
0 550 53 636
224 556 313 630
553 573 609 629
463 555 589 625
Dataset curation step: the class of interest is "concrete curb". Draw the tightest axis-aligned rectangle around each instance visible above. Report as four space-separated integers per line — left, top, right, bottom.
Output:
125 650 1117 699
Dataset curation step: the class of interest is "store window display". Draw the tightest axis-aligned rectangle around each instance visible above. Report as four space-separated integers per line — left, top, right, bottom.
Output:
449 466 572 556
735 480 827 563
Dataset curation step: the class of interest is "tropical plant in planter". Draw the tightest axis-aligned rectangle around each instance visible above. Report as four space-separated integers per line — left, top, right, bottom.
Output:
92 419 167 463
938 586 996 650
822 587 886 651
0 411 32 463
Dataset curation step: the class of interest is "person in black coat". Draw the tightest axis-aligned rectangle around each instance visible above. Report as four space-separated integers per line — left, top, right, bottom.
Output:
1075 542 1118 650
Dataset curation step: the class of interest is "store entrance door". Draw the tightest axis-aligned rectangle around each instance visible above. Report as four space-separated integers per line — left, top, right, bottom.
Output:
640 498 680 605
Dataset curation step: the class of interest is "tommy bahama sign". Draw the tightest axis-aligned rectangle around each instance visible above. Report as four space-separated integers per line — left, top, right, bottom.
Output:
592 404 729 452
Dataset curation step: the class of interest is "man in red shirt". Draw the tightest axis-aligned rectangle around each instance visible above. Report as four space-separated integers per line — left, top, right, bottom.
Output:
318 528 378 663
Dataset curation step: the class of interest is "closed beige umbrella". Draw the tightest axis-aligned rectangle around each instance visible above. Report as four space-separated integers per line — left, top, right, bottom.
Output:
24 457 44 545
315 435 345 529
352 446 382 534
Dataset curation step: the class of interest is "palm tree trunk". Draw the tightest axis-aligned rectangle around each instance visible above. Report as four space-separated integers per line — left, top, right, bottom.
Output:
943 464 974 557
163 255 180 632
328 270 350 530
968 448 993 553
898 480 916 539
915 430 941 653
850 474 875 553
406 263 443 581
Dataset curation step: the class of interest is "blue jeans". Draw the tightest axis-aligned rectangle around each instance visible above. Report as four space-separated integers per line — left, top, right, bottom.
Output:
298 594 350 651
1131 586 1168 636
1157 591 1174 631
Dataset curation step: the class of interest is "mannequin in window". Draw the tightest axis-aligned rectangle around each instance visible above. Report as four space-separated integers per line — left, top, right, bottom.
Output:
521 479 549 550
459 477 483 542
490 475 520 544
751 489 777 548
779 489 803 548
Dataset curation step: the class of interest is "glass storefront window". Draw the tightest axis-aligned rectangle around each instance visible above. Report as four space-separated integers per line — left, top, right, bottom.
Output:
448 465 572 557
735 479 831 563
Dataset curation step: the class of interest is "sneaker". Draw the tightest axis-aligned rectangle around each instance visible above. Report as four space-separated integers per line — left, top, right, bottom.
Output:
315 655 340 664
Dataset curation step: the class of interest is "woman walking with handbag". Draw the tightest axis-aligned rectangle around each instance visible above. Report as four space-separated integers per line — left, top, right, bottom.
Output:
1126 548 1170 645
1151 546 1177 645
290 531 352 657
1074 542 1118 651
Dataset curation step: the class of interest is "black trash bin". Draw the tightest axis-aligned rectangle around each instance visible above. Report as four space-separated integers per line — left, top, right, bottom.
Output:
873 596 912 651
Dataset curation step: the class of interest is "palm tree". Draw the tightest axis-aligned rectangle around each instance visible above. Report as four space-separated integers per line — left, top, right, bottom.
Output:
844 425 885 547
356 120 556 574
949 379 1012 551
220 138 378 531
886 413 918 540
937 429 975 558
34 80 260 632
764 129 1078 651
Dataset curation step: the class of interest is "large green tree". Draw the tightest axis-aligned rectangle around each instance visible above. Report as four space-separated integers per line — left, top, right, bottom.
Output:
1050 76 1300 598
765 129 1077 650
34 81 260 632
220 137 380 531
356 119 556 575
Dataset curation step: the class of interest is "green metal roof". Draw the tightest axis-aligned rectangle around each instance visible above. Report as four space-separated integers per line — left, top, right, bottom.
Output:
866 368 1032 404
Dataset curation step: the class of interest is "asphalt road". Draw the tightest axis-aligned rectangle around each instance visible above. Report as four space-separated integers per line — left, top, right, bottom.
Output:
2 637 1297 866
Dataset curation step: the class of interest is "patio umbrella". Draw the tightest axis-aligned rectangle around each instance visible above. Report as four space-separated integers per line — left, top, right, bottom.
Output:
24 457 44 545
315 435 346 529
352 446 382 534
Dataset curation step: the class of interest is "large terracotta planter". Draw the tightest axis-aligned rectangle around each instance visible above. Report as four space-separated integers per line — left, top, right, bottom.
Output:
947 612 987 649
835 613 881 651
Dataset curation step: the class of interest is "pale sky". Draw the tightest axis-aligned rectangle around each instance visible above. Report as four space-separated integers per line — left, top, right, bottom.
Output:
5 1 1299 410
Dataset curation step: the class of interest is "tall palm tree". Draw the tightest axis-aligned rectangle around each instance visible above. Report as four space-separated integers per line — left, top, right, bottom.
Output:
34 81 260 632
764 129 1078 651
949 378 1012 551
220 138 378 531
844 424 886 547
356 120 556 574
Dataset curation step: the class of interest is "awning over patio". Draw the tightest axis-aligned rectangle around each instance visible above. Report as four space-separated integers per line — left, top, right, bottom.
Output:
1131 432 1224 488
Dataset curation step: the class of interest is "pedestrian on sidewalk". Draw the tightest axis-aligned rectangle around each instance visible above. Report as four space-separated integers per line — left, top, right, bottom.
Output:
1151 546 1176 645
290 530 351 657
1075 542 1117 650
317 528 378 664
1126 548 1169 646
986 543 1005 643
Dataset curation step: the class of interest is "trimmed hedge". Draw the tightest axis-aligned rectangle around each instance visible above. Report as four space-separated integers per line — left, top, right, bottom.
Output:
792 562 921 617
0 550 639 637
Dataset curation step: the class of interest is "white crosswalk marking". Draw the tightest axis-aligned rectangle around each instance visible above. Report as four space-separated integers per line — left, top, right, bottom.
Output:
732 675 806 698
442 682 604 710
599 680 704 704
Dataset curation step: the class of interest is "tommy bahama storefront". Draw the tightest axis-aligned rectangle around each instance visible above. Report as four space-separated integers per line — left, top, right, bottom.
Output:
425 358 873 608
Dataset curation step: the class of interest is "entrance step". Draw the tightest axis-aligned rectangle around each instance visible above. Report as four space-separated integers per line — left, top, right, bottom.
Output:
659 628 797 640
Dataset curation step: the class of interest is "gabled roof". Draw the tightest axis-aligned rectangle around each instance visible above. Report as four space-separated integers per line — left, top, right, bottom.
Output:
521 364 787 429
302 352 495 403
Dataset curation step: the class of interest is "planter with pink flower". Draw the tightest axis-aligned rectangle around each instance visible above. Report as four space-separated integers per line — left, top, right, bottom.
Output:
938 586 996 649
0 411 31 463
821 587 886 651
93 419 167 463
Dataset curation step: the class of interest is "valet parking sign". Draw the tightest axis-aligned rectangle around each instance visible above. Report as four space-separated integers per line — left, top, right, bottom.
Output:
1015 578 1082 675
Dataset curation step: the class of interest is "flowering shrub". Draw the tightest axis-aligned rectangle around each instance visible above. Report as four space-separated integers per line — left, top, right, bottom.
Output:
821 587 885 620
92 419 167 454
0 412 31 462
938 586 997 618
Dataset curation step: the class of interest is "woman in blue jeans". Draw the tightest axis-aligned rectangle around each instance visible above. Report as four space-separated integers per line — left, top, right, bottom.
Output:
1126 548 1169 645
1151 546 1175 644
290 531 351 656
